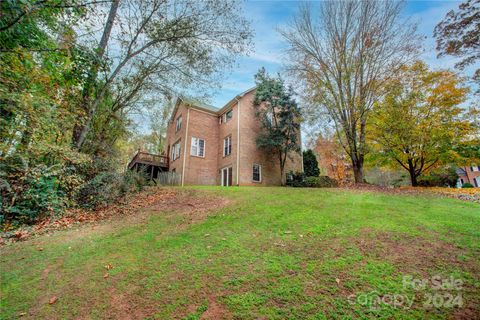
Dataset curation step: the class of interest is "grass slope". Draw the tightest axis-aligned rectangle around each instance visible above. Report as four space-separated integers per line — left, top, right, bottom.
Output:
1 187 479 319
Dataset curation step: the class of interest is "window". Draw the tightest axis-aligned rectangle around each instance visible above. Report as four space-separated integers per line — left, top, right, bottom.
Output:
221 167 233 186
191 137 205 157
171 141 181 161
223 136 232 156
471 165 479 172
222 109 233 123
252 164 261 182
475 177 479 187
175 116 182 132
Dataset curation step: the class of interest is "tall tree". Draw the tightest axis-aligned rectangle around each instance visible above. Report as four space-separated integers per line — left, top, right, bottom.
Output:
434 0 480 91
72 0 253 150
303 149 320 177
369 61 470 186
253 68 302 185
281 0 420 183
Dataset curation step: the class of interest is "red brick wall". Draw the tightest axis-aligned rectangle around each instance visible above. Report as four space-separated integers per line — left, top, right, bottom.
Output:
183 108 219 185
165 94 303 186
217 102 238 185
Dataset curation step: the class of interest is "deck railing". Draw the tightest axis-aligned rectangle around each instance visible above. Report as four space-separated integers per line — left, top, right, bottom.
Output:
128 151 169 169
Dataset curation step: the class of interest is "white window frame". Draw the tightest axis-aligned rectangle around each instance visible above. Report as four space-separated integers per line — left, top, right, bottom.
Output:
223 109 233 123
191 137 205 157
175 116 182 132
223 136 232 157
221 166 233 186
252 163 262 183
171 140 181 161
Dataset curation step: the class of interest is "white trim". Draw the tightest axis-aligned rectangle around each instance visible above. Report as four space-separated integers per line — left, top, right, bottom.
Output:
221 166 233 186
181 108 190 186
236 98 240 186
223 135 232 157
190 137 205 157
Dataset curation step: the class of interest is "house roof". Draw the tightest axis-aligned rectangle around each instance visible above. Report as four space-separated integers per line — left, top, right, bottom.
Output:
180 97 219 113
171 87 256 120
217 87 256 114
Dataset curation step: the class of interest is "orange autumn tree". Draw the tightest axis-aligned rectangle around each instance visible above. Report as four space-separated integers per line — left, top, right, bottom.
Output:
369 61 470 186
314 135 352 185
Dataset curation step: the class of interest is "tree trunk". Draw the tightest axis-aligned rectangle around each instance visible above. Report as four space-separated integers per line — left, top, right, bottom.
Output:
351 153 365 184
72 0 120 150
408 159 419 186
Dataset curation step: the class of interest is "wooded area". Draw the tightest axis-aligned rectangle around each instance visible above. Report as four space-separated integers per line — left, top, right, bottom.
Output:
0 0 252 226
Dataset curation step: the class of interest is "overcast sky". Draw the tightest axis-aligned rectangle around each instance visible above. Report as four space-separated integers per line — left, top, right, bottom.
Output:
209 0 468 108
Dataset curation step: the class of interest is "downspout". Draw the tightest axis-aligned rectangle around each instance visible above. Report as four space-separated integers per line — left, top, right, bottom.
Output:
181 107 190 186
235 97 241 186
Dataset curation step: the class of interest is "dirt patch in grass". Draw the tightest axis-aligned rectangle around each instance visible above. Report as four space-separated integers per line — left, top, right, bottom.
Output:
200 295 233 320
351 229 478 276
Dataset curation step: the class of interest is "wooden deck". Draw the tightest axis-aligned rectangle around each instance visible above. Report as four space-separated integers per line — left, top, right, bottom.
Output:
128 151 169 180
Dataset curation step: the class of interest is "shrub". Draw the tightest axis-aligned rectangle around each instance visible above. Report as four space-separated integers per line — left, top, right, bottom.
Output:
303 149 320 177
286 171 306 187
462 183 474 188
304 176 338 188
418 166 458 187
75 170 147 209
0 156 66 225
286 171 338 188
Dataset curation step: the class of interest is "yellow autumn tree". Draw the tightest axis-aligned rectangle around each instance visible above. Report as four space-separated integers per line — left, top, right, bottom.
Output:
369 61 470 186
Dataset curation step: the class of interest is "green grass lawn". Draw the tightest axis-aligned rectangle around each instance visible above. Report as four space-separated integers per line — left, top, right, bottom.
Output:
1 187 479 319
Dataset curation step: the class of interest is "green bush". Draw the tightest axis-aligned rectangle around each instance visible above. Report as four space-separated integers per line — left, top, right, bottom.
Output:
286 171 306 187
75 170 146 209
418 166 458 187
304 176 338 188
462 183 474 188
0 156 66 225
286 171 338 188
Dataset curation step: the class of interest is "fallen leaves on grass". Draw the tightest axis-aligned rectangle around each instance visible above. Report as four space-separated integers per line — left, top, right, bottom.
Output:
1 188 177 244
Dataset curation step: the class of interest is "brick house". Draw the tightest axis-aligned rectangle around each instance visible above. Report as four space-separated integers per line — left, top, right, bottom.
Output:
456 165 480 187
165 88 303 186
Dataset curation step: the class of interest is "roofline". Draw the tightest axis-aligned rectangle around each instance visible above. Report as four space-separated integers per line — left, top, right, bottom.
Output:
169 87 256 121
217 87 256 114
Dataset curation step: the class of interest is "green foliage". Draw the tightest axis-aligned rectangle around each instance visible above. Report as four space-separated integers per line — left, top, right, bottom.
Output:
286 171 338 188
370 61 470 186
303 149 320 177
253 68 301 184
75 170 146 209
417 165 459 187
462 183 474 188
0 155 66 225
286 171 306 187
304 176 338 188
